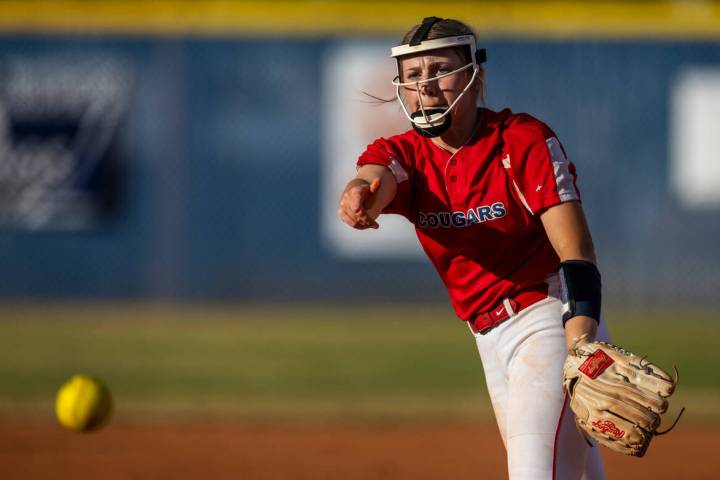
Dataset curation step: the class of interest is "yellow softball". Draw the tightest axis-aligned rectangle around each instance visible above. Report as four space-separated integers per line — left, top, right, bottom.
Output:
55 374 113 433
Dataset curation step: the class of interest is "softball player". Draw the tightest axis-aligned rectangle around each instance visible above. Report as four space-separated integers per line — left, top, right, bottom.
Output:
338 17 610 479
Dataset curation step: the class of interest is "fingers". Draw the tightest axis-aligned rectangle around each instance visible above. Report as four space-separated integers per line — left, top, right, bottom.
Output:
338 182 379 229
347 183 370 215
369 177 381 194
338 208 378 229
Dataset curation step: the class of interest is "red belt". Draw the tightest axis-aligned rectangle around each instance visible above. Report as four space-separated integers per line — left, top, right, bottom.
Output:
469 285 549 335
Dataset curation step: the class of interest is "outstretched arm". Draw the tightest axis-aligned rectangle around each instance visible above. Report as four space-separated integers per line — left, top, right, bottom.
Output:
540 200 599 348
338 164 398 230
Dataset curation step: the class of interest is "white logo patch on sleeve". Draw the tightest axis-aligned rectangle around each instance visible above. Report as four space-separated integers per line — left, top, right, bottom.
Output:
545 137 578 202
388 156 409 183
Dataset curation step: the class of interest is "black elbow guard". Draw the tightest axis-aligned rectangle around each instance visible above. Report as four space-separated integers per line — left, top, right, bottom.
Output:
558 260 602 326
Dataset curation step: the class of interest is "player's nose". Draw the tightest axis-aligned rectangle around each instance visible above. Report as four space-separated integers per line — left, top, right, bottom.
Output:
419 80 439 96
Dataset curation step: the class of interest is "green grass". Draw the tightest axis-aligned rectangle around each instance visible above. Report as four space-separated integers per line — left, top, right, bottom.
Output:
0 304 716 423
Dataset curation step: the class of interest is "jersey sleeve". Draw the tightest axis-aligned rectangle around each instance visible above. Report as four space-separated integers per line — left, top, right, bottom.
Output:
356 136 414 219
505 121 580 215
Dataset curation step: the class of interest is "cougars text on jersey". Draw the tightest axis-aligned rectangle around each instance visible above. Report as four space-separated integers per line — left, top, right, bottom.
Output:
417 202 506 228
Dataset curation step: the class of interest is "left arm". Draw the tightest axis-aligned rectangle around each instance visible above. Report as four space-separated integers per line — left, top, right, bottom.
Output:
539 200 599 349
545 206 682 457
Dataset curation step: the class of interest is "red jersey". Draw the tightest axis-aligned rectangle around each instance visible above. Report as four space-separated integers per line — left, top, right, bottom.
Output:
357 108 580 322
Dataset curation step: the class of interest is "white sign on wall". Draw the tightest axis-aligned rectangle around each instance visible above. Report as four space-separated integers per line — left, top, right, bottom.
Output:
321 41 424 259
670 67 720 209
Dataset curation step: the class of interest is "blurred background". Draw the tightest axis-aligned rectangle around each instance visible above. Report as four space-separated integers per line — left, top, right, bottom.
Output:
0 0 718 478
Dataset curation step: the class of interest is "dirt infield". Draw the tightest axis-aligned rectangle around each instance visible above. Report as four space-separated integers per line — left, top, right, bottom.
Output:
0 422 717 479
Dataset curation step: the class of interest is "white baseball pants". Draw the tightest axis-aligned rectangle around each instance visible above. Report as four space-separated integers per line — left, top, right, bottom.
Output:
469 274 610 480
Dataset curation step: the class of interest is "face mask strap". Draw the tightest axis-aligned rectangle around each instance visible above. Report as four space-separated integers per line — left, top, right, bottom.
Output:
409 16 443 46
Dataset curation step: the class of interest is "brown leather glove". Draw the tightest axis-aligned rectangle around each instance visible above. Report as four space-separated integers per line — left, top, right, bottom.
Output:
563 338 681 457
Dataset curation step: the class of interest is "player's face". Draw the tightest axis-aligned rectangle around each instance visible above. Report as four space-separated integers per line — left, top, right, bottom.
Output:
398 47 479 122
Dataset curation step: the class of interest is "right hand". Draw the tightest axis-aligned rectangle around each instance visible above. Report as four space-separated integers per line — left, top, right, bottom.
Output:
338 177 382 229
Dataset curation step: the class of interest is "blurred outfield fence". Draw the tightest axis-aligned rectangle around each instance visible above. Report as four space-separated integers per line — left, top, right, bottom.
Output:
0 1 720 308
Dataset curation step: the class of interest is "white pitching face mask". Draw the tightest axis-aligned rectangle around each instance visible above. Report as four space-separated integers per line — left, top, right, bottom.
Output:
392 63 479 138
390 29 486 138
